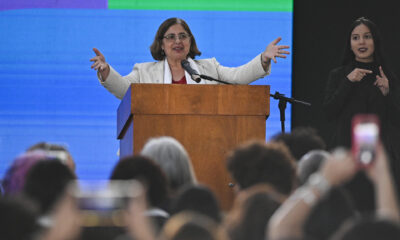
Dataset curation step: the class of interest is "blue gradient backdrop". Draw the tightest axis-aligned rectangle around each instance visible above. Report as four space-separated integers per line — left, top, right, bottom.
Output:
0 9 292 180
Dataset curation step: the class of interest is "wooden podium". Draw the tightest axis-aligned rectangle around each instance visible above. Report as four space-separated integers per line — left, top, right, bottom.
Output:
117 84 270 210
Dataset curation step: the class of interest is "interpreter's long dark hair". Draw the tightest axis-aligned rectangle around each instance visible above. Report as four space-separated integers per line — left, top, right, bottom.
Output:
342 17 385 66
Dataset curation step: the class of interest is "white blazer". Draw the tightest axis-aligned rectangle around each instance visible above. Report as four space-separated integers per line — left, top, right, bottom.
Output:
99 54 270 99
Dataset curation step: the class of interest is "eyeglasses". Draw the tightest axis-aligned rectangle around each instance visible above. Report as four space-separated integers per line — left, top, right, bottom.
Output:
163 33 191 42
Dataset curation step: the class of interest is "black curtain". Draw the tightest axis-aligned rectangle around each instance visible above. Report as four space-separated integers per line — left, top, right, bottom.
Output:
292 0 400 146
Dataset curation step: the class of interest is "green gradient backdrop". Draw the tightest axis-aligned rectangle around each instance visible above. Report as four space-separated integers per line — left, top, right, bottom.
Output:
109 0 292 11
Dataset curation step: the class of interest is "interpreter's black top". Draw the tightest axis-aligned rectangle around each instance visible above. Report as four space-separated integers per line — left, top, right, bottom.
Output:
324 60 400 211
323 60 400 150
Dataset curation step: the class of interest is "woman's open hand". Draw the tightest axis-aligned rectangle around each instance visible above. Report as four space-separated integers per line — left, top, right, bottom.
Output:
261 37 290 64
90 48 110 81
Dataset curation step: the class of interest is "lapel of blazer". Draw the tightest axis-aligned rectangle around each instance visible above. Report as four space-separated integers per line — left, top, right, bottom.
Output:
149 60 164 84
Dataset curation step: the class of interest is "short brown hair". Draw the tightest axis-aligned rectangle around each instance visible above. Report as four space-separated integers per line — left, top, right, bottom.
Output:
150 17 201 60
226 140 297 195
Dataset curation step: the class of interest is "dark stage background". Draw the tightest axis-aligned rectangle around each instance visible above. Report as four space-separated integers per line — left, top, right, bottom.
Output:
292 0 400 148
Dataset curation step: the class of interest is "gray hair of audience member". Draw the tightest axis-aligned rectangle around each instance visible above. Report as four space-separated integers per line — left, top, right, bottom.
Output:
141 136 197 192
297 150 331 185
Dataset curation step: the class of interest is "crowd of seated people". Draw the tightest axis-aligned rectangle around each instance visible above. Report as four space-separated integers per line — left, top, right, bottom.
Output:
1 128 400 240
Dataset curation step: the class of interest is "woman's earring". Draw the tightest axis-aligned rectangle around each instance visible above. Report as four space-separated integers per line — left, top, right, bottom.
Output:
161 49 165 56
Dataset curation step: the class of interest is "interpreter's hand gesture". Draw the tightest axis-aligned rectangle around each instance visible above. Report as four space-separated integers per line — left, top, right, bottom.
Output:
262 37 290 64
374 66 390 96
90 48 110 80
346 68 373 82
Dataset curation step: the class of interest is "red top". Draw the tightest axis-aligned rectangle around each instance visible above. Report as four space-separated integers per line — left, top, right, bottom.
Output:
172 75 187 84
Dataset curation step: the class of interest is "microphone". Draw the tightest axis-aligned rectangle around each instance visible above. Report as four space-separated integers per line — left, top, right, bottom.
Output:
181 59 201 83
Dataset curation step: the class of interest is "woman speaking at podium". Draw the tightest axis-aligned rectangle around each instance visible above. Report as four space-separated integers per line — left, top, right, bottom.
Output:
90 17 290 99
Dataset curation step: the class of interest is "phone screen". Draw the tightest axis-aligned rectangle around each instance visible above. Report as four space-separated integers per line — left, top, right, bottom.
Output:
71 180 142 227
352 114 380 167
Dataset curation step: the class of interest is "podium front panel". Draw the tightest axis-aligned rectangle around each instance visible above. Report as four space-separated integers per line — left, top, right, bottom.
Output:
132 114 266 210
117 84 269 210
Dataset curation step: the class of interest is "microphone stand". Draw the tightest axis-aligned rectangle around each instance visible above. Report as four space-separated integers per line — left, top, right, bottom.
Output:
270 91 311 133
199 74 231 85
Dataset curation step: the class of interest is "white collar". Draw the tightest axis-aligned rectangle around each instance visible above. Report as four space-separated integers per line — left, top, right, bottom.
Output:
163 58 204 84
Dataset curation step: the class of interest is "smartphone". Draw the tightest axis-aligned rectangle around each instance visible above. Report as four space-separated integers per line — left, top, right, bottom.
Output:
351 114 380 168
71 180 143 227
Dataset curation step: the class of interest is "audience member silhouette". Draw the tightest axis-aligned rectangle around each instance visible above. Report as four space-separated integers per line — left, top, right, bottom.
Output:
270 127 326 161
2 150 50 195
297 150 356 240
331 216 400 240
226 140 296 196
161 212 227 240
110 155 170 233
170 184 222 223
297 150 331 185
268 144 399 240
23 160 76 220
225 184 284 240
0 196 38 240
26 141 76 172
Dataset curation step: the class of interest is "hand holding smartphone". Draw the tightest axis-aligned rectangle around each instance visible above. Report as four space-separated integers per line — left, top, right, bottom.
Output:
352 114 380 168
71 180 143 227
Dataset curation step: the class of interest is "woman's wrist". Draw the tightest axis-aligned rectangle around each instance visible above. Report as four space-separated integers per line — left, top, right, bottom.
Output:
261 54 270 64
307 172 331 197
98 64 110 82
99 63 110 73
290 173 332 207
